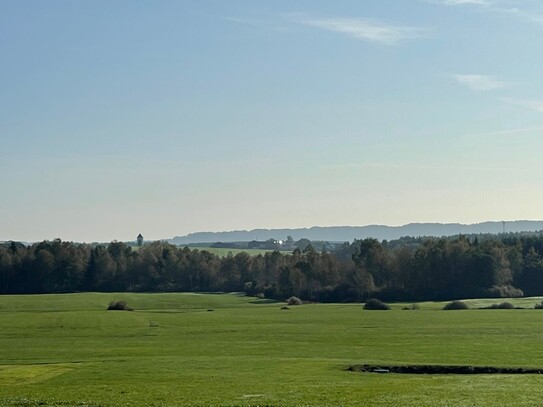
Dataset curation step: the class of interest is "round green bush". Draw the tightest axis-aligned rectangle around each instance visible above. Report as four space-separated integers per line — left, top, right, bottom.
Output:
363 298 391 310
443 300 469 310
287 296 303 306
497 302 514 309
107 301 133 311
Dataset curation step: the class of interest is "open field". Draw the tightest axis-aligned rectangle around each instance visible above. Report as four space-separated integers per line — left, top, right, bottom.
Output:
130 246 288 257
184 247 287 257
1 293 542 406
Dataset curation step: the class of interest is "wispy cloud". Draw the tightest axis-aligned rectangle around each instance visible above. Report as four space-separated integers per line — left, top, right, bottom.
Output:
220 16 262 27
452 74 509 91
290 15 428 45
429 0 490 5
502 98 543 113
428 0 543 24
473 125 543 136
493 7 543 24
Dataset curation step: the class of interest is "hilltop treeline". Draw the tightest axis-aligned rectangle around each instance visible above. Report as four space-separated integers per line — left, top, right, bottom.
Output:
1 235 543 301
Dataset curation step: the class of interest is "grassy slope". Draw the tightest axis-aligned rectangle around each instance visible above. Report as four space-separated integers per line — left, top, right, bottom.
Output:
0 293 542 406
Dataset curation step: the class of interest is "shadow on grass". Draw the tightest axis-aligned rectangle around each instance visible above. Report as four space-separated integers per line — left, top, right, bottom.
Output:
348 364 543 374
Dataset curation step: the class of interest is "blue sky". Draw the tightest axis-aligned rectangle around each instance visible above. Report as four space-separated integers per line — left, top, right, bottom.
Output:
1 0 542 242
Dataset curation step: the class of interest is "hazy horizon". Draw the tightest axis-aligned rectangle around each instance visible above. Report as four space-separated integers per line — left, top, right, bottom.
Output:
2 0 542 242
3 219 543 244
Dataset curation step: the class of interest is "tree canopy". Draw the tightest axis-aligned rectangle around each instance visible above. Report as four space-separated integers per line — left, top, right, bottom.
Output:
1 233 542 301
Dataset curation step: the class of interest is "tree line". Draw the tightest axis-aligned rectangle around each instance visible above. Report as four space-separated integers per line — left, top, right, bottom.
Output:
1 234 543 301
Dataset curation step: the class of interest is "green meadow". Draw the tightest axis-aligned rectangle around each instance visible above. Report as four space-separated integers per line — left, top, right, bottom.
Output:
131 246 286 257
186 247 285 257
1 293 542 406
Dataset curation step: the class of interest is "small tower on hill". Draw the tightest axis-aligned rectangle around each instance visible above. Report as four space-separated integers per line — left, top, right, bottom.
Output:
136 233 144 247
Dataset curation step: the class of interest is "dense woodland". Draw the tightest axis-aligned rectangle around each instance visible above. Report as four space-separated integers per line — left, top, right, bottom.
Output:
1 234 543 301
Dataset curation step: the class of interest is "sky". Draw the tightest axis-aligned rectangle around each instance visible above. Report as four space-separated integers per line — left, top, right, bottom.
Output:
1 0 543 243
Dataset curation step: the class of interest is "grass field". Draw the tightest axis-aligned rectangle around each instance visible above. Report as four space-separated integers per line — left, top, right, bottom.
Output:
184 247 290 257
1 293 542 406
131 246 289 257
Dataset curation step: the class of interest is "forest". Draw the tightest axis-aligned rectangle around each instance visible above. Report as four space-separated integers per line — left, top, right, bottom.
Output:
1 234 543 302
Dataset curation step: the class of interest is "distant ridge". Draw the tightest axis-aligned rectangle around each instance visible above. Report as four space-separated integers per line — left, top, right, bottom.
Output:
169 221 543 245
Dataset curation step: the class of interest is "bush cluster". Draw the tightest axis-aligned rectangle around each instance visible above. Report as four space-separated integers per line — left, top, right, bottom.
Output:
483 302 515 309
107 301 133 311
443 300 469 310
363 298 390 310
287 296 303 306
402 303 420 310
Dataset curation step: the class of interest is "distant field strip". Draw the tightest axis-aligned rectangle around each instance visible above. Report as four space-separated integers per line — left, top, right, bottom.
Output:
185 247 289 257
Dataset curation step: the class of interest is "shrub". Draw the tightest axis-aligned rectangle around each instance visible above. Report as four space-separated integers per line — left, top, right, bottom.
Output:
363 298 391 310
484 302 515 309
107 301 133 311
402 304 419 310
535 301 543 309
287 296 303 306
497 302 515 309
443 300 469 310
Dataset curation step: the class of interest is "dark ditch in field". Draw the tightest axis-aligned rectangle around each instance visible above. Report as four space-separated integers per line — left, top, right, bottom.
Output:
348 364 543 374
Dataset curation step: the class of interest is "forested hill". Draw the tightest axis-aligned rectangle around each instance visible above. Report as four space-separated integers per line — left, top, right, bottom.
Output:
170 221 543 244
